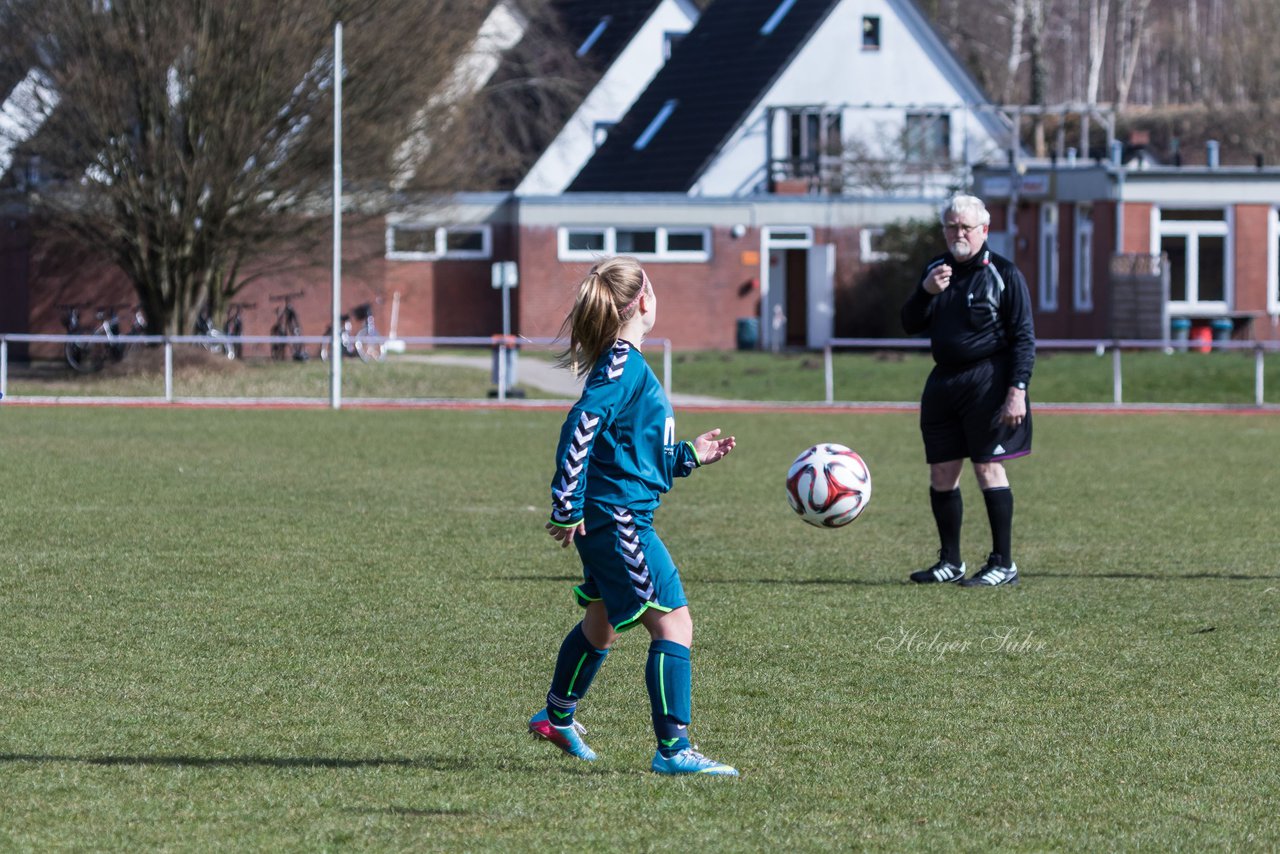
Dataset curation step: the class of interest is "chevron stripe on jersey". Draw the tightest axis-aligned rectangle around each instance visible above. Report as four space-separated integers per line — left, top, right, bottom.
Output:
551 411 600 524
605 341 630 380
613 507 656 603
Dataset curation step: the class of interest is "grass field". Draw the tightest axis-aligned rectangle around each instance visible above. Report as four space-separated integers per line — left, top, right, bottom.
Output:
1 405 1278 850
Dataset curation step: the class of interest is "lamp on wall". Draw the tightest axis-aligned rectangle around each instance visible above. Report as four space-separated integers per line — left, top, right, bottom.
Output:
731 224 747 239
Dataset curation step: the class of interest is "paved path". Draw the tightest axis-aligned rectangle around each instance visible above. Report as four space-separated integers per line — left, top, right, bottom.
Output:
397 353 729 406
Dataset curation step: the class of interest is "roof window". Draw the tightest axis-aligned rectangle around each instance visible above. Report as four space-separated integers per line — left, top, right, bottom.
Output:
760 0 798 36
634 99 678 151
577 16 612 56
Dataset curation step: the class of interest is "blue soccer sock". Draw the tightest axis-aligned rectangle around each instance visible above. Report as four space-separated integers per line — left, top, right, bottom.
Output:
646 639 692 757
545 622 608 727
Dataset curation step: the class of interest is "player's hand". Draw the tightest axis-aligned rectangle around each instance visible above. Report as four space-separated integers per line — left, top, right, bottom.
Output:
546 520 584 547
692 428 736 465
1000 388 1027 427
924 264 952 295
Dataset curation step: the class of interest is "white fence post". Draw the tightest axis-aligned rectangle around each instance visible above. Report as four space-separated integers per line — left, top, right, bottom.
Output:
1 337 7 398
496 340 507 402
164 339 174 402
1111 343 1123 405
663 339 672 398
1257 346 1266 407
824 345 833 403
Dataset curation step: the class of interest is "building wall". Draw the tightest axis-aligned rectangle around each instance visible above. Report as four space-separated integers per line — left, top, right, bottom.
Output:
1234 204 1270 313
515 224 761 349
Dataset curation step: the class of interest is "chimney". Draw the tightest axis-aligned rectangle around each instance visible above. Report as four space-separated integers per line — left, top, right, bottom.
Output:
1110 140 1124 166
1206 140 1220 168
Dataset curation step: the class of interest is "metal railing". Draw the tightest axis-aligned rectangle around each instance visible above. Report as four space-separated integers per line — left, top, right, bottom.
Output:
0 333 675 405
1 331 1275 407
824 337 1279 407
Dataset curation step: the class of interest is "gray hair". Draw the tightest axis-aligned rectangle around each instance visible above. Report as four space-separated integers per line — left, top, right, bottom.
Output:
939 194 990 227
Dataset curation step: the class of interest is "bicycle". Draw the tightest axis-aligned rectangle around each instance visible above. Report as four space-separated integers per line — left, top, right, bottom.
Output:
269 291 309 362
194 305 236 360
62 303 127 373
320 300 386 364
224 301 255 360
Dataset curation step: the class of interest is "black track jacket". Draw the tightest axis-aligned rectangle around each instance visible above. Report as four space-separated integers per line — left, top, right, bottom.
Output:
900 245 1035 388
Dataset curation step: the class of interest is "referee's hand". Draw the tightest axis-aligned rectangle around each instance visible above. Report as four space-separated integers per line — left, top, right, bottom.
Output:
1001 387 1027 427
924 264 952 294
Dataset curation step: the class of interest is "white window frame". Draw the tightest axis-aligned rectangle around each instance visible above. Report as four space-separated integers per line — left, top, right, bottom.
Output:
1073 204 1093 311
386 223 492 261
761 226 813 248
1038 203 1059 312
1154 207 1232 314
557 226 712 262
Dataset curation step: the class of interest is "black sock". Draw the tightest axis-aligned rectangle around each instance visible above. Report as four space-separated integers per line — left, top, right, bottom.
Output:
983 487 1014 566
930 487 962 565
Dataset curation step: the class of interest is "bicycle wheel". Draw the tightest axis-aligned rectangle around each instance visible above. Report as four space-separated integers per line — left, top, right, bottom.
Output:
354 329 385 363
65 340 101 373
270 322 287 360
224 319 243 360
85 335 110 372
288 316 309 361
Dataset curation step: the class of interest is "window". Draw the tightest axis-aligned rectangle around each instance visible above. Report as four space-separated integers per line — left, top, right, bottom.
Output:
592 121 614 148
1039 203 1059 312
1157 207 1231 313
787 110 842 166
558 226 711 262
634 100 678 151
386 223 492 260
616 229 657 255
760 0 798 35
663 31 685 60
1073 205 1093 311
576 16 611 57
903 113 951 164
862 16 881 50
762 226 813 247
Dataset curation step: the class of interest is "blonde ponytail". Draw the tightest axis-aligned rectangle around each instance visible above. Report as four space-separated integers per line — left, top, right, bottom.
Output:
556 256 647 378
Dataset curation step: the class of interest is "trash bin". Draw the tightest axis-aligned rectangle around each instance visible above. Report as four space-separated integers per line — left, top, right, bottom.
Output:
736 317 759 351
1190 323 1213 354
1210 318 1234 345
1169 316 1191 348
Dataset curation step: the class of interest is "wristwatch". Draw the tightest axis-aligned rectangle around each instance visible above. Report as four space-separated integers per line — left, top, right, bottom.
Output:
1013 381 1027 390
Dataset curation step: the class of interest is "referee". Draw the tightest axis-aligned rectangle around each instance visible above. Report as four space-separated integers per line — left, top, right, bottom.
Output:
900 194 1035 587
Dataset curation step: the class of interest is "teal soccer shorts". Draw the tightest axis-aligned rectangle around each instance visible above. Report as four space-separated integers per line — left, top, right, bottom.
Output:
571 503 686 631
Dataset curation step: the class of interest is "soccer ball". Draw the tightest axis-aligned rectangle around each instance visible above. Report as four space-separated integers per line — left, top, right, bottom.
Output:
785 443 872 528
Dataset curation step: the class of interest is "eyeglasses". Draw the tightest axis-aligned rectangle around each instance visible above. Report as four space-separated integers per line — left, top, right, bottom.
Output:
943 222 985 235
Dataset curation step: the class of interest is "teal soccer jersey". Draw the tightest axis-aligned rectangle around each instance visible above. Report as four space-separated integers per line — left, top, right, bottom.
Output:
549 340 700 526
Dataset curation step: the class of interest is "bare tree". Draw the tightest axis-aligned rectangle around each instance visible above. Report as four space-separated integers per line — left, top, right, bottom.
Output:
1084 0 1110 105
1114 0 1151 109
1027 0 1053 154
1 0 493 335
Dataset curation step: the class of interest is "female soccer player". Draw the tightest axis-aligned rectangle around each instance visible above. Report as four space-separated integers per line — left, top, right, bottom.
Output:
528 256 739 776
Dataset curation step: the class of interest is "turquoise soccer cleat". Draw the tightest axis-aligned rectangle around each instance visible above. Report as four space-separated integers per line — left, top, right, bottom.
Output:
528 709 597 761
650 746 739 777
